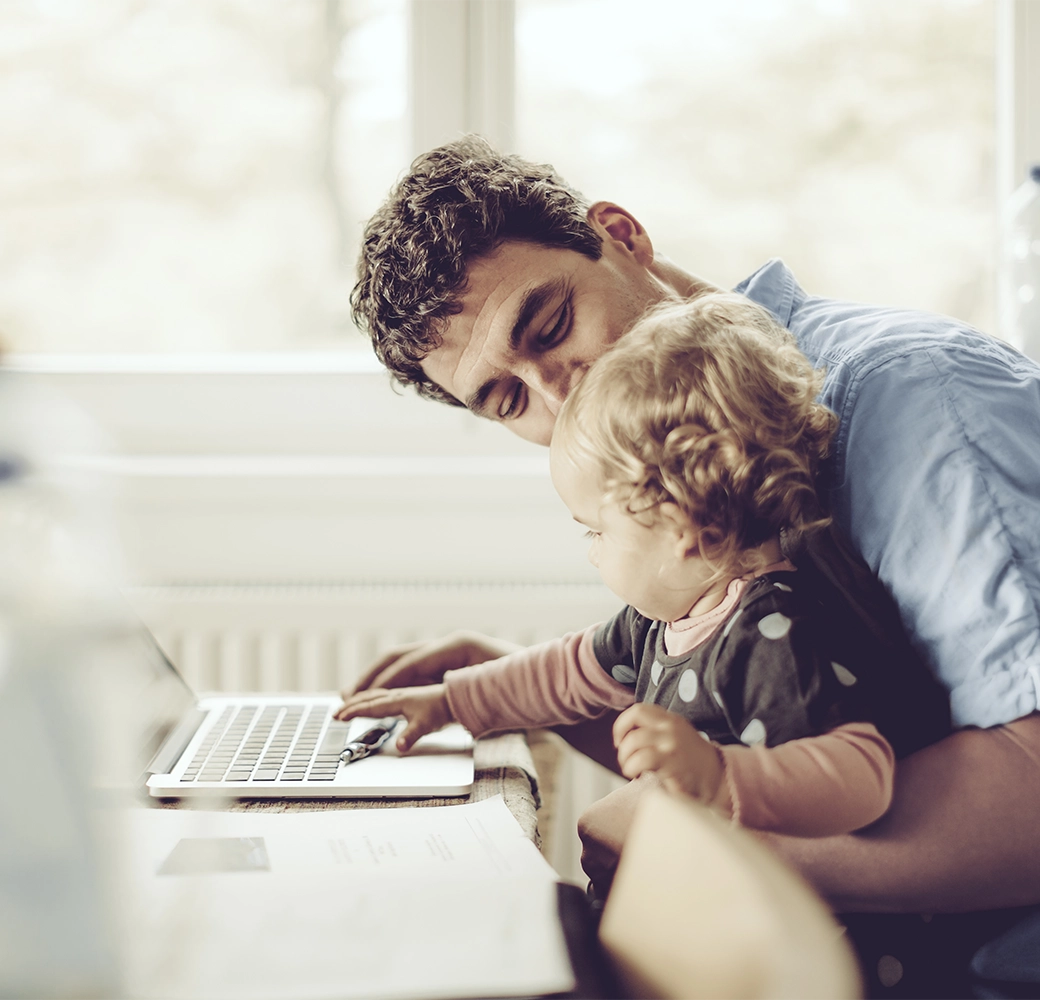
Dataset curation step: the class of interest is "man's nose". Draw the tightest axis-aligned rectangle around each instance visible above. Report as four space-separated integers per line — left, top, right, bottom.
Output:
527 362 588 415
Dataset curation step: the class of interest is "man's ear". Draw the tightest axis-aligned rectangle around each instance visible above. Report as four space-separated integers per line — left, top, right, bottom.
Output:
586 202 654 267
656 502 700 560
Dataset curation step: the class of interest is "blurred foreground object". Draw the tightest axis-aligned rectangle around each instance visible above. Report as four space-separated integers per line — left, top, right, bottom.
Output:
599 788 861 1000
0 375 137 998
1005 165 1040 362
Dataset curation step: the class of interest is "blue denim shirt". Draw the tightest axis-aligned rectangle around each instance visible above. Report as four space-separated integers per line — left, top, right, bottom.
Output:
736 259 1040 728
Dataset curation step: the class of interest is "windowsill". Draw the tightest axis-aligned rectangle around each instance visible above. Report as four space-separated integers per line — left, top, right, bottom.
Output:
2 351 384 375
56 454 549 477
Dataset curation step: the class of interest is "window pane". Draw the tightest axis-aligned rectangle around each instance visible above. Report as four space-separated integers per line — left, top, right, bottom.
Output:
516 0 996 333
0 0 407 353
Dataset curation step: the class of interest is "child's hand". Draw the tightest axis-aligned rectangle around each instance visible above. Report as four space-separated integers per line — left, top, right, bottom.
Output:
335 684 454 753
613 703 723 803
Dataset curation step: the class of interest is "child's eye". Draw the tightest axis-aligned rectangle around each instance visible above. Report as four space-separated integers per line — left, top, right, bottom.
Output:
583 530 599 541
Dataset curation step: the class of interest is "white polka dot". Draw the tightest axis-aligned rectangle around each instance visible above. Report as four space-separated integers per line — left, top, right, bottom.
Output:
650 660 664 686
712 689 725 707
740 718 767 746
611 663 637 685
677 669 699 702
831 661 857 687
877 955 903 988
721 607 743 637
757 612 792 640
773 581 793 592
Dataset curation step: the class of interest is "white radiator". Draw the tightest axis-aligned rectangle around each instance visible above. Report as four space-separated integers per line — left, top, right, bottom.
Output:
125 581 622 695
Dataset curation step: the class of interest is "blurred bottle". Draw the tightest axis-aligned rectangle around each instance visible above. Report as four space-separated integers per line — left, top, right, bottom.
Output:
0 376 131 999
1005 164 1040 362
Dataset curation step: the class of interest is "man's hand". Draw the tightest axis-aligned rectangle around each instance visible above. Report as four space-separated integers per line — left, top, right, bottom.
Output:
578 772 660 897
613 702 723 803
335 684 454 753
343 631 521 698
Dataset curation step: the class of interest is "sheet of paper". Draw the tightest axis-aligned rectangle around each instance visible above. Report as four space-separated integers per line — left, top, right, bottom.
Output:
120 795 556 880
118 870 573 1000
109 797 575 1000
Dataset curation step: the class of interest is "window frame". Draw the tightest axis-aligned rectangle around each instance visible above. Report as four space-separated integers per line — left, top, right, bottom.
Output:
4 0 1034 422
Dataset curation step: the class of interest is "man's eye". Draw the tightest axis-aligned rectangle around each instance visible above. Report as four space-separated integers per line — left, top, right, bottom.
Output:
535 299 571 351
497 383 526 420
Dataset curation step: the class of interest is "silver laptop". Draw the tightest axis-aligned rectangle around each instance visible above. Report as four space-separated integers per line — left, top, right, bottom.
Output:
136 634 474 800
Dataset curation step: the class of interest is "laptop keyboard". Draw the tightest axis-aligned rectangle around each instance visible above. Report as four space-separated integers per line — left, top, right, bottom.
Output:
179 704 348 784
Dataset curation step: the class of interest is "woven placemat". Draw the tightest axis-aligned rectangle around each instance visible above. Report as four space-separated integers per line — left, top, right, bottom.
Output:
160 732 543 844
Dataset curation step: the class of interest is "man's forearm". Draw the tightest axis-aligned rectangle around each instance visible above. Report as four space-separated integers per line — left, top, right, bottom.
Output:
578 718 1040 911
753 714 1040 913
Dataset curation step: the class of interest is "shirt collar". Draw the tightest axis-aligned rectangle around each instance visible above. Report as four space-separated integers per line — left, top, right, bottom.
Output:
732 258 802 328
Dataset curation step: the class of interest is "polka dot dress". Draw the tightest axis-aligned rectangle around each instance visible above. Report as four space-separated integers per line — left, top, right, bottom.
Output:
592 565 932 754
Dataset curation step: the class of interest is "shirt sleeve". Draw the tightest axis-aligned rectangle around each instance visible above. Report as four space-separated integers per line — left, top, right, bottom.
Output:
591 605 655 687
716 721 895 836
831 336 1040 728
443 627 636 737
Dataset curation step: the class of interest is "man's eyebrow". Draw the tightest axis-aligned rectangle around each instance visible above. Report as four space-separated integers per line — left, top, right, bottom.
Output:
508 278 567 350
464 279 567 418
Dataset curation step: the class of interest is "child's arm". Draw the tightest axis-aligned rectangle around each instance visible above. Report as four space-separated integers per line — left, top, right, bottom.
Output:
337 625 636 746
714 720 894 835
614 703 894 836
444 626 635 735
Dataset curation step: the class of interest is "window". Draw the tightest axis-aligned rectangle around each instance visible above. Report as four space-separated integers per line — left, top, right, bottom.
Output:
0 0 406 354
516 0 997 333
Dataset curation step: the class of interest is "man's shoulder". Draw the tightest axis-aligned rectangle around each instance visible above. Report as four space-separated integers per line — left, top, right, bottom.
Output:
736 258 1005 373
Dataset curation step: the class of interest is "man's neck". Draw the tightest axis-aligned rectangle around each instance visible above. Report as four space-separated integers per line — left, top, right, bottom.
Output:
648 252 719 301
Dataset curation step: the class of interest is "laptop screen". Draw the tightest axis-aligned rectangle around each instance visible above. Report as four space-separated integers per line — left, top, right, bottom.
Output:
85 619 198 789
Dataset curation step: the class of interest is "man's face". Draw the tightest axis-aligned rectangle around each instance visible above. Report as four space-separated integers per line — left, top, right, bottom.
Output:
420 228 666 445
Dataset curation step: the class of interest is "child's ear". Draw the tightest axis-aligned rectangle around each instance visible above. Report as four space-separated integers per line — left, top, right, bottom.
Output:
656 503 701 559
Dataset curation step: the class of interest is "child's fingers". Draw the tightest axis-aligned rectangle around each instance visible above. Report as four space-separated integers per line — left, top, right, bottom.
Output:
618 745 663 781
612 701 670 747
616 726 669 773
334 689 402 721
396 714 434 753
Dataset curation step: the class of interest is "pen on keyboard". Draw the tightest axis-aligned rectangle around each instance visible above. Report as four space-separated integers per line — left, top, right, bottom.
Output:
339 717 401 765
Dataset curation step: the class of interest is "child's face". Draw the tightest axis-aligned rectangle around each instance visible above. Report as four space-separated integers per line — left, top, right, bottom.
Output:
550 444 723 622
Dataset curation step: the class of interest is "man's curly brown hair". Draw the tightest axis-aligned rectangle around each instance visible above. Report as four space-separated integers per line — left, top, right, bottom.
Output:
350 135 603 405
554 293 838 577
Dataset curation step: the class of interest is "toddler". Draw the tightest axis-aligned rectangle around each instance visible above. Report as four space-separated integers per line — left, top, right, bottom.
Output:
339 293 950 836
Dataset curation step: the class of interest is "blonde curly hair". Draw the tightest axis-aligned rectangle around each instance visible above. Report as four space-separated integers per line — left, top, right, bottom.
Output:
553 292 837 576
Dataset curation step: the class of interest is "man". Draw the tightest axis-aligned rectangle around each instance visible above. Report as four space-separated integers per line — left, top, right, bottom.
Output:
349 135 1040 989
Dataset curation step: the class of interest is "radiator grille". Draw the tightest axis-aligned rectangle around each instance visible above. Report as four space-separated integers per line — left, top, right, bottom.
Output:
124 582 622 693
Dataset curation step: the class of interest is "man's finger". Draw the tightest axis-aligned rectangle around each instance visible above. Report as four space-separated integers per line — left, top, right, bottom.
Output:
350 642 423 693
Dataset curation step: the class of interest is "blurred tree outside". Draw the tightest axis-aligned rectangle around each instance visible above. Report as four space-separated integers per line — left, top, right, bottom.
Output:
517 0 996 334
0 0 996 352
0 0 406 353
